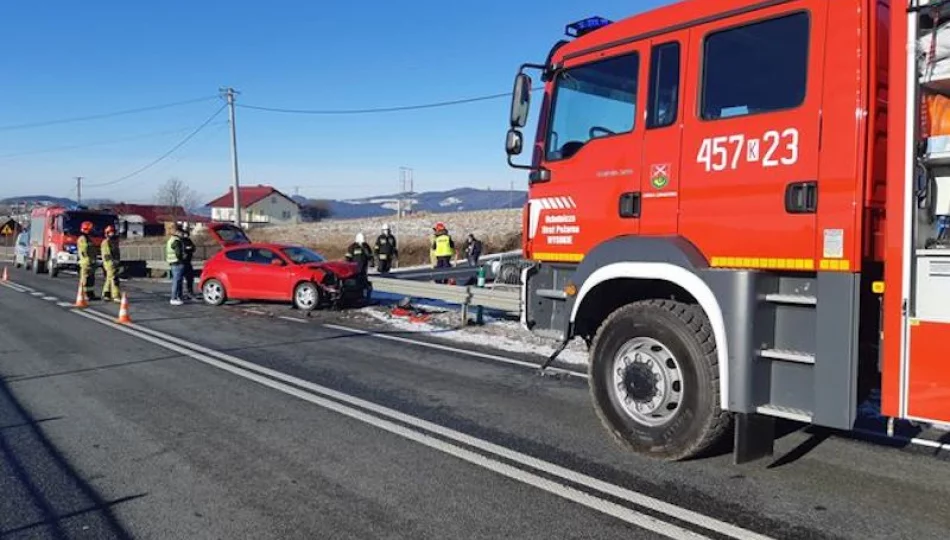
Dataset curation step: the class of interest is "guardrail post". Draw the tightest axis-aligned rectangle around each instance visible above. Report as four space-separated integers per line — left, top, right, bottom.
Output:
474 265 485 325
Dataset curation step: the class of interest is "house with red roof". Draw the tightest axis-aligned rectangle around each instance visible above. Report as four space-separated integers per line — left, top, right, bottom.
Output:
206 185 300 226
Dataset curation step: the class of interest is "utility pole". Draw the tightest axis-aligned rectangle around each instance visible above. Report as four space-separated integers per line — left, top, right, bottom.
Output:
75 176 84 205
221 87 242 226
398 167 413 219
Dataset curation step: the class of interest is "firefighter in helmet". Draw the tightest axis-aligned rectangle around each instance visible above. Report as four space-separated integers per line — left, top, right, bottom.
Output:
374 223 398 273
430 222 456 283
345 232 374 276
77 221 99 301
100 224 121 302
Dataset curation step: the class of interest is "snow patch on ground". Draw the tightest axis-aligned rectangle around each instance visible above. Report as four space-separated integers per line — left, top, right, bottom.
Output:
359 306 589 366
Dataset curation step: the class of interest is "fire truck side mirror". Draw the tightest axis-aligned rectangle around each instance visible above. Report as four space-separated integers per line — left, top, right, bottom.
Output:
510 73 532 128
505 129 524 156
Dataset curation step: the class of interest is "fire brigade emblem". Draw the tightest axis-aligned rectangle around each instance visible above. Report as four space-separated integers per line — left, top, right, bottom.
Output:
650 164 670 189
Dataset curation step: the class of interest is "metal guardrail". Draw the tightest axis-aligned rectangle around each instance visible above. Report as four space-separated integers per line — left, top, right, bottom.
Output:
369 276 521 315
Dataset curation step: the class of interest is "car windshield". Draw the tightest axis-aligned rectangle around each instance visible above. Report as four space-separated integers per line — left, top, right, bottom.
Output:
62 212 116 236
281 247 326 264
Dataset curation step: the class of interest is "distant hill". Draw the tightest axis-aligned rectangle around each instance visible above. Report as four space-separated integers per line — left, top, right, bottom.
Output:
0 195 78 207
295 187 526 220
4 187 528 221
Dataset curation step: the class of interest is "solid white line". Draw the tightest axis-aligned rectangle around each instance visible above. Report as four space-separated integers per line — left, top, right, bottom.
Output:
278 316 307 324
322 323 588 380
71 310 712 540
0 281 28 293
78 308 764 540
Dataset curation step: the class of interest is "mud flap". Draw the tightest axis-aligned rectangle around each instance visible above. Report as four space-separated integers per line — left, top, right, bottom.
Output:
733 413 775 465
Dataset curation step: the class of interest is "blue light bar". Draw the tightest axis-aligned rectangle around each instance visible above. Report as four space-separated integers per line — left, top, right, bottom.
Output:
565 16 613 38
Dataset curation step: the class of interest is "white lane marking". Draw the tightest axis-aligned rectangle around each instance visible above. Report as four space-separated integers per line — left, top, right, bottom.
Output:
18 285 36 292
42 296 58 301
323 323 588 380
57 302 74 308
243 309 268 316
71 310 712 540
278 316 307 324
30 291 44 297
78 308 764 540
0 281 29 293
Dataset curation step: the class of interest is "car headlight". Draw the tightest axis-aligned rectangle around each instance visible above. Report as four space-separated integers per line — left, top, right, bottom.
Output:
65 244 77 254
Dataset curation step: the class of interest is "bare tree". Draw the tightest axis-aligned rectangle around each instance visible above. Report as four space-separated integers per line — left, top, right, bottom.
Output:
155 177 199 218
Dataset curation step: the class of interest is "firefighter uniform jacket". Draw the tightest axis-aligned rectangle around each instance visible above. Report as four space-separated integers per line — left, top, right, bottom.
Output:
374 234 398 260
77 234 98 267
101 237 121 264
345 241 374 273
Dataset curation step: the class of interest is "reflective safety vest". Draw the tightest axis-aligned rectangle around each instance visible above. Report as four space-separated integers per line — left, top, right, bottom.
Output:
433 234 454 257
77 234 97 266
166 236 182 264
102 237 120 263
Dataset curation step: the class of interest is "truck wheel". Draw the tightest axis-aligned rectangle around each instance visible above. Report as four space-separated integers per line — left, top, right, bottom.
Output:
588 299 732 461
49 260 58 278
32 256 42 274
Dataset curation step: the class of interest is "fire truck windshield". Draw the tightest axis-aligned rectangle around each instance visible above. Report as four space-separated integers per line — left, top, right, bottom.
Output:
545 53 639 161
62 213 116 236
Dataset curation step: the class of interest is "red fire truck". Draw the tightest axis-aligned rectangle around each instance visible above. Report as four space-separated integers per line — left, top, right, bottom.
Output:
28 206 117 277
506 0 948 463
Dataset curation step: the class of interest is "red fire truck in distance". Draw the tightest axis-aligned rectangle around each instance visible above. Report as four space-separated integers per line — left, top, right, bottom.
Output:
506 0 947 463
28 206 117 277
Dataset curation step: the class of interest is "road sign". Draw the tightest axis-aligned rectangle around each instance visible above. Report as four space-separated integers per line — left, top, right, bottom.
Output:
0 223 14 236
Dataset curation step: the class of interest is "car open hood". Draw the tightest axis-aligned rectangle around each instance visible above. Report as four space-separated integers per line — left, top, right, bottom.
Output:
307 261 360 278
207 223 251 246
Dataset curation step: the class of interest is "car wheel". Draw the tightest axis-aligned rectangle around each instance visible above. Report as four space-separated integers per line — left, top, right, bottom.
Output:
202 279 227 306
588 299 732 461
293 281 321 311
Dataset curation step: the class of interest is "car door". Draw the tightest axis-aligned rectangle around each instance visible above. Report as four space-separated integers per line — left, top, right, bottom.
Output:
244 247 293 300
221 248 253 297
679 5 825 268
530 42 647 260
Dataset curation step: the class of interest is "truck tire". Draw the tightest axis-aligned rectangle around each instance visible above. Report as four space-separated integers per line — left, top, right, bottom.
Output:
588 299 732 461
31 256 42 274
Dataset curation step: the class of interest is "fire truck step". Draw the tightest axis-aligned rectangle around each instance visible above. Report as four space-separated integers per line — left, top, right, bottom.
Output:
755 404 813 423
757 348 816 364
763 293 818 306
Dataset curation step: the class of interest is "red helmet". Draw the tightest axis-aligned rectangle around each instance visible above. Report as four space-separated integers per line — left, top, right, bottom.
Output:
433 222 446 232
80 221 93 234
104 225 116 236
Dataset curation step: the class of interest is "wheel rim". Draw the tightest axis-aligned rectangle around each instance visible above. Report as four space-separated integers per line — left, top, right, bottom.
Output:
611 337 684 427
204 281 223 303
296 285 317 309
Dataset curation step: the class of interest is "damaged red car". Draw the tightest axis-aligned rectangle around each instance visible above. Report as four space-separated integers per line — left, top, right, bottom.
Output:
198 223 371 310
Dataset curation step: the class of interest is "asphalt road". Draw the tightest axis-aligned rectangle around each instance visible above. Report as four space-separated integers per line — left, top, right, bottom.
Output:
3 267 950 539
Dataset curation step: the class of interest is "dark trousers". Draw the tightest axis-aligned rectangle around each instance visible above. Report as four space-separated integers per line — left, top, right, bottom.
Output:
377 257 392 273
435 256 452 283
183 261 196 295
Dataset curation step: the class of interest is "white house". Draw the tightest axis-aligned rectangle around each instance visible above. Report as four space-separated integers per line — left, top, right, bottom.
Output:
207 185 301 226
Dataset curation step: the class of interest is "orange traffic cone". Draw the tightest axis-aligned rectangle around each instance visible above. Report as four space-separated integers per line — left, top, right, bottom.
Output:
1 266 7 282
116 293 132 324
74 281 88 308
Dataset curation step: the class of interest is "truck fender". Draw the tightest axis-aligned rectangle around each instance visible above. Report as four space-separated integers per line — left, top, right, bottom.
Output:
569 262 731 410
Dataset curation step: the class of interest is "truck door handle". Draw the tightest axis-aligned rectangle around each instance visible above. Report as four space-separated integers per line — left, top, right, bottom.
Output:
619 192 641 218
785 181 817 214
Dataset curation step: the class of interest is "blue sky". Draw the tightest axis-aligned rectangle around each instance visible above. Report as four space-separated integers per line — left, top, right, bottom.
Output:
0 0 668 204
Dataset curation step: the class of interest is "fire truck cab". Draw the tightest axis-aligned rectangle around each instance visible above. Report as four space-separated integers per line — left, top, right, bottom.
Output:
506 0 950 463
29 206 117 277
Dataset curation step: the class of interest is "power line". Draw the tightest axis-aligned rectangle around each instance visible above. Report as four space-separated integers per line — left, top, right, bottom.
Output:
0 123 227 159
237 87 543 115
0 96 219 132
85 104 227 188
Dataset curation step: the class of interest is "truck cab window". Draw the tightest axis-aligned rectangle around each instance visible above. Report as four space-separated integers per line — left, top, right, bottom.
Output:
647 42 680 129
546 53 639 161
701 12 809 120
